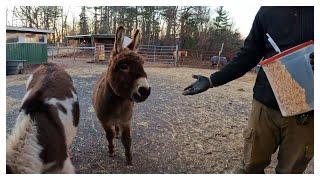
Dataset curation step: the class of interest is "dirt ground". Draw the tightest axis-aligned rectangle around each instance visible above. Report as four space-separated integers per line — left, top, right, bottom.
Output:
6 58 313 174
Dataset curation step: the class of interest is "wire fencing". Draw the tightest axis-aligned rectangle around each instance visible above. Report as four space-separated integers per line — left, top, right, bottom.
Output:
48 44 179 66
47 46 95 61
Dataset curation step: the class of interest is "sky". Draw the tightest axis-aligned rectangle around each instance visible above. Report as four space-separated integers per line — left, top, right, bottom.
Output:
6 5 260 38
222 5 260 37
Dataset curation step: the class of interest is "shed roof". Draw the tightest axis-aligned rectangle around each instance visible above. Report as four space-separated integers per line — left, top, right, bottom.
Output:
64 34 115 39
65 34 132 47
6 26 54 34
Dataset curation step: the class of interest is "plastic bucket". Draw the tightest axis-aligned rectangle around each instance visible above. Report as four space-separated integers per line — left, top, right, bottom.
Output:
260 40 314 117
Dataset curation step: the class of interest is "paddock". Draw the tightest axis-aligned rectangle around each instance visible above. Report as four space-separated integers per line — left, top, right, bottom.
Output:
6 59 313 174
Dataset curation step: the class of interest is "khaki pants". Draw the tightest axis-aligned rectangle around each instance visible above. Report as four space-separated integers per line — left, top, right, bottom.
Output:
243 99 314 173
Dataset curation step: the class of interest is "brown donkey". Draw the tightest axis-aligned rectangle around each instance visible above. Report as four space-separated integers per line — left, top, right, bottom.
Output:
92 26 151 165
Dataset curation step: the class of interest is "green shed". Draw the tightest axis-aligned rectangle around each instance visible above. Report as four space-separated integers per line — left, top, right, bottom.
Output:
6 26 54 64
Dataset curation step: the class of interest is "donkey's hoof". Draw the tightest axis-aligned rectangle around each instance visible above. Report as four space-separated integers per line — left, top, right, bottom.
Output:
126 156 132 165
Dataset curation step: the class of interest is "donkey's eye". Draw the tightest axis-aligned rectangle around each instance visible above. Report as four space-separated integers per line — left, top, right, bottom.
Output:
118 63 129 71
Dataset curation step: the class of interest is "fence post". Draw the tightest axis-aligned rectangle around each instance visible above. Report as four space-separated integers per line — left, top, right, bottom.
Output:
217 42 224 70
73 46 76 61
153 45 156 62
57 47 59 60
94 46 96 62
51 48 54 61
175 45 179 67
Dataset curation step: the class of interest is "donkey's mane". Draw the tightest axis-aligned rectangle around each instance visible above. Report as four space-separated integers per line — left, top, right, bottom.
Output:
112 50 143 61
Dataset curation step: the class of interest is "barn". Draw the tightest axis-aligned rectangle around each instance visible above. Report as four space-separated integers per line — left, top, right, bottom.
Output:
6 26 54 65
64 34 132 61
64 34 132 47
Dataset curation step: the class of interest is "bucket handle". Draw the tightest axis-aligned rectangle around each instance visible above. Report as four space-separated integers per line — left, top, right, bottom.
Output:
266 33 281 53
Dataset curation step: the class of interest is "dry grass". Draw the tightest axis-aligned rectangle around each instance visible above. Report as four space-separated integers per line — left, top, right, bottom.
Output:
143 67 254 173
6 96 20 113
6 74 30 87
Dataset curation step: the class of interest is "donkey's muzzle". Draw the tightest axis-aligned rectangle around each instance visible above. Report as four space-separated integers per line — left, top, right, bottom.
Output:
139 86 151 98
131 77 150 103
132 87 151 102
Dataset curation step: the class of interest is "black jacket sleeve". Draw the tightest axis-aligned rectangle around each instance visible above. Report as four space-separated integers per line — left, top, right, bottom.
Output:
210 8 266 87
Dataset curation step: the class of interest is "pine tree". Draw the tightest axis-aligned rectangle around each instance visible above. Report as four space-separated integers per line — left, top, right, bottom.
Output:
79 6 89 35
100 6 110 34
213 6 231 30
93 6 100 34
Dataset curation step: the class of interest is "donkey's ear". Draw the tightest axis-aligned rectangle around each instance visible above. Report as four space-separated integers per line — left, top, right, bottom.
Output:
127 29 140 52
114 26 125 54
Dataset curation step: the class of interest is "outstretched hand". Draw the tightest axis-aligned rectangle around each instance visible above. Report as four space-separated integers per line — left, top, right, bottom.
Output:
182 74 213 95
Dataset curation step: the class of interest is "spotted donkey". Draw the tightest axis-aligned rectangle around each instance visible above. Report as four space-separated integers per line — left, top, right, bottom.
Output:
6 63 80 173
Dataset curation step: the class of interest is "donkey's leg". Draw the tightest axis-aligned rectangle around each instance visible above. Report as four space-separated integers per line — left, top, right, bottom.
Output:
115 125 120 139
121 123 132 165
61 157 75 174
102 123 116 157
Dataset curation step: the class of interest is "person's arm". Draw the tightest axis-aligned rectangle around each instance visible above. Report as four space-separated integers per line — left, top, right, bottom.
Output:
210 8 265 86
183 8 266 95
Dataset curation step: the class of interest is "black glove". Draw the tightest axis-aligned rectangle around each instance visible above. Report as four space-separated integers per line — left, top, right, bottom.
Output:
183 75 213 95
310 52 314 71
295 111 313 125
